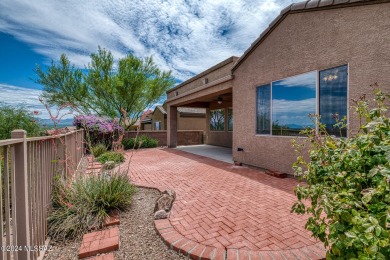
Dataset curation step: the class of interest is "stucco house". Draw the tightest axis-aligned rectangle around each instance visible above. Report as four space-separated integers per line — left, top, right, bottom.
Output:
166 0 390 174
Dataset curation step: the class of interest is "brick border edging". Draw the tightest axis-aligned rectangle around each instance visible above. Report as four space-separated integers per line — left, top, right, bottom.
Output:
154 219 326 260
133 181 327 259
154 219 225 260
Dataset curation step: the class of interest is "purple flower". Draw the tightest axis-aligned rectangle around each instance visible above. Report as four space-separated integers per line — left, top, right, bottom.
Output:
73 115 124 134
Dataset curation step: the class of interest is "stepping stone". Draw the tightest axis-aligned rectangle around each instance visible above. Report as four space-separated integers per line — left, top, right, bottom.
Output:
78 227 119 259
89 253 114 260
85 170 101 175
88 164 103 170
104 212 120 227
90 212 120 230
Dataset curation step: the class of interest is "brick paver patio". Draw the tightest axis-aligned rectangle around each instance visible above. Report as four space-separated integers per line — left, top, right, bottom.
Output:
126 148 326 259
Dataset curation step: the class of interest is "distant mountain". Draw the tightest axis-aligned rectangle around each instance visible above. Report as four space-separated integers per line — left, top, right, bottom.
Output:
38 118 74 128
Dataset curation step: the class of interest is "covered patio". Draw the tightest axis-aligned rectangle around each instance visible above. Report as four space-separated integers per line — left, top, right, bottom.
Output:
165 57 237 149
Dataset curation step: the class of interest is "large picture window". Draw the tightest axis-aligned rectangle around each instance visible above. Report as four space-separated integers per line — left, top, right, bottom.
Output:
210 109 225 131
256 65 348 137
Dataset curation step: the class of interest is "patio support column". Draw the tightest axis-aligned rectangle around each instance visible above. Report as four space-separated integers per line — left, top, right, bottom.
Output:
205 108 210 145
167 105 178 147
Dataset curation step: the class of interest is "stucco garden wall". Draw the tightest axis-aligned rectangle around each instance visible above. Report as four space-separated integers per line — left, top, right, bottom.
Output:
125 130 203 146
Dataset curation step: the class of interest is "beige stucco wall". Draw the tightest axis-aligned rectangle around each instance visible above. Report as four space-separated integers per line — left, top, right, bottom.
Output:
232 3 390 174
177 115 206 131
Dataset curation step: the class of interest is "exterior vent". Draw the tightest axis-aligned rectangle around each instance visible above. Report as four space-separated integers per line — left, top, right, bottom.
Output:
175 91 179 96
202 78 209 84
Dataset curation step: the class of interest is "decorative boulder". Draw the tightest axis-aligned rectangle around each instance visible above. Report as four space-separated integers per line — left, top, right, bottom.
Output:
153 189 176 220
154 209 169 220
162 189 176 200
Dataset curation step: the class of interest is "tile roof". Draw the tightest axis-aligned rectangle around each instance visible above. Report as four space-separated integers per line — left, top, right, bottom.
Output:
155 105 167 115
232 0 387 72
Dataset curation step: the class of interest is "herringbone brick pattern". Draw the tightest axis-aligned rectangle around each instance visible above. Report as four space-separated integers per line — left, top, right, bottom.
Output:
126 148 325 258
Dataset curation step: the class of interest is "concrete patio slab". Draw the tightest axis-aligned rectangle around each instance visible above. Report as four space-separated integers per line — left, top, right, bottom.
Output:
126 148 326 259
175 145 233 164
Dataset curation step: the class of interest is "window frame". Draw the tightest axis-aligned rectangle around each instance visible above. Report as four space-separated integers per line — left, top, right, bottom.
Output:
228 108 233 132
256 65 348 137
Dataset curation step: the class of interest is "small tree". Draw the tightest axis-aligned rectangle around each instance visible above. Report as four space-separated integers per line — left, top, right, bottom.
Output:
0 104 42 139
35 47 175 129
292 86 390 259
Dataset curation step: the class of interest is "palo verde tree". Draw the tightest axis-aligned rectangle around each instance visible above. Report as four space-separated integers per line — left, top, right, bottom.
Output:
35 47 175 129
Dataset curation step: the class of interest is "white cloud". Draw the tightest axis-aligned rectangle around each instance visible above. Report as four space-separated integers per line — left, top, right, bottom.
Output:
0 84 74 119
0 0 297 81
273 71 317 89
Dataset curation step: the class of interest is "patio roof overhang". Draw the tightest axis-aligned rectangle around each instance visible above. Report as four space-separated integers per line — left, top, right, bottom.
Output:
166 74 233 107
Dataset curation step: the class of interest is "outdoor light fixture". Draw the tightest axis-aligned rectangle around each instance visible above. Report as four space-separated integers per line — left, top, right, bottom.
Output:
217 97 223 105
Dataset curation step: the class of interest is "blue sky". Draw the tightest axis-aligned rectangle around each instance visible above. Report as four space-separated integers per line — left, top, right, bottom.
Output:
0 0 297 119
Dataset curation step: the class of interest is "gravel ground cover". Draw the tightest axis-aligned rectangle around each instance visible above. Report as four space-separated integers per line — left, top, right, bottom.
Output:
115 187 188 260
44 187 188 260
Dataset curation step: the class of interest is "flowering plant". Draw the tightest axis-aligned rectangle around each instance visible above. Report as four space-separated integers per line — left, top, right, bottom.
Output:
73 115 123 134
73 115 123 148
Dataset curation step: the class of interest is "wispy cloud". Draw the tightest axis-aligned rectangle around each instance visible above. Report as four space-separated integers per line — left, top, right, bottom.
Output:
0 0 296 81
0 83 73 119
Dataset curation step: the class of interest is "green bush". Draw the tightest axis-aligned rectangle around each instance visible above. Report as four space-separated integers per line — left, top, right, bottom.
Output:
292 87 390 259
122 135 159 150
48 172 136 240
0 104 42 139
91 143 107 158
97 151 124 163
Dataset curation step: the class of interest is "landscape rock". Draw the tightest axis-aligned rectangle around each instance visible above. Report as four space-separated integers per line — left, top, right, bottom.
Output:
154 209 169 220
162 189 176 200
154 189 176 213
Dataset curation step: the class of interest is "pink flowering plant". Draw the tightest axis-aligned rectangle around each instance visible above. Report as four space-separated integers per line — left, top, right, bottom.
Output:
73 115 124 148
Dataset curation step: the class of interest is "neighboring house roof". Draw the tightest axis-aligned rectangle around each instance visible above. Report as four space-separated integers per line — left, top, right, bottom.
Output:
167 56 239 94
232 0 386 72
140 110 153 124
155 105 167 115
177 107 206 114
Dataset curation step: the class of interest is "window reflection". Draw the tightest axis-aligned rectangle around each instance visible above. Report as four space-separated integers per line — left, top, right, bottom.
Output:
256 85 271 134
228 108 233 131
319 65 348 137
210 109 225 131
272 71 317 136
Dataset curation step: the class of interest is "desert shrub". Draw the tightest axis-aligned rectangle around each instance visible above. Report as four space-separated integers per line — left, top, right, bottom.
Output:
73 115 124 148
91 143 107 158
0 104 42 139
48 172 136 240
97 151 124 164
292 87 390 259
122 135 159 150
